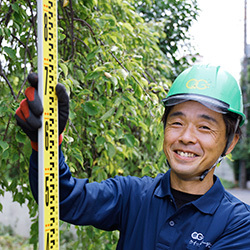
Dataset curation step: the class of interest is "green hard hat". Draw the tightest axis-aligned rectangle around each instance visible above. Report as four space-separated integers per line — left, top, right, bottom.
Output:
163 64 245 126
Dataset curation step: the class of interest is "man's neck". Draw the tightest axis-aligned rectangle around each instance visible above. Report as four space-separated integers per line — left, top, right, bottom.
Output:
170 170 215 195
171 187 202 209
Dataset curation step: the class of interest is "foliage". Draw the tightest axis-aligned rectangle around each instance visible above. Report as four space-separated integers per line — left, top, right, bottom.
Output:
0 223 32 249
133 0 200 80
232 64 250 183
0 0 199 248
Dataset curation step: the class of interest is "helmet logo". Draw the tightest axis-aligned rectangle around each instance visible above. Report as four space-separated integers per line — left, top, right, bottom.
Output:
186 79 210 90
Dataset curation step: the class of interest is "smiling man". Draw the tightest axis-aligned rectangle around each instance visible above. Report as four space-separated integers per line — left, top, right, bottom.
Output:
163 101 236 194
16 64 250 249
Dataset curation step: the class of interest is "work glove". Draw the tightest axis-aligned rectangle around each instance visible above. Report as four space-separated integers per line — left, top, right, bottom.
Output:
15 73 69 151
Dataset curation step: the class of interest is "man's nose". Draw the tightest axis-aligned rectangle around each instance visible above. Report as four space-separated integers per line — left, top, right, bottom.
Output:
179 125 197 144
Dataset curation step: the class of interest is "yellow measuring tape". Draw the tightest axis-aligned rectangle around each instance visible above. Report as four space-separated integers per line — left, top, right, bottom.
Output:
38 0 59 249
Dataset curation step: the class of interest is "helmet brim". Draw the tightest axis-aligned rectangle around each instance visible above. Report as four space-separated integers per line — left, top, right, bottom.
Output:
162 93 230 114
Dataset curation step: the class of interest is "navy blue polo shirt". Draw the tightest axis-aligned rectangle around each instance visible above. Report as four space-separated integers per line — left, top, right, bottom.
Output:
29 148 250 249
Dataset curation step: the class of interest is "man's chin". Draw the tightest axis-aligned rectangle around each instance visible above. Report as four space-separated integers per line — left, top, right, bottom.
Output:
170 168 201 181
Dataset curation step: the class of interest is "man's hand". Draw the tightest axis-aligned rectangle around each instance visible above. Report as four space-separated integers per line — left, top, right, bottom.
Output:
15 73 69 150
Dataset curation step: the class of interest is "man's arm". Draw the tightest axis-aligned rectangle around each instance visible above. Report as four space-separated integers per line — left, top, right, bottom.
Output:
29 146 132 231
211 204 250 249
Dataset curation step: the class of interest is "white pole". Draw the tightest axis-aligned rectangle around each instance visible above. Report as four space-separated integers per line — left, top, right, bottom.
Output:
37 0 59 249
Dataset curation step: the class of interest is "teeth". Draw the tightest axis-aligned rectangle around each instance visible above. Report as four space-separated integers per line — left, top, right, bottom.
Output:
177 151 195 158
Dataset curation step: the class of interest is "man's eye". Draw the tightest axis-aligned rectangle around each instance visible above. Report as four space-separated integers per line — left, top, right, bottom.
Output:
172 122 182 126
200 125 210 130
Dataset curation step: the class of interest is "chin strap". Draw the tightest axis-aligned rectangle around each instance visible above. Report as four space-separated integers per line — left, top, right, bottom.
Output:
166 155 224 182
199 117 240 181
199 156 224 181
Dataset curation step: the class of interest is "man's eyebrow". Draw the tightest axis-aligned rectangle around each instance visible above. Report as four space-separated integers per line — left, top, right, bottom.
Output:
169 112 219 124
198 114 218 124
168 111 184 118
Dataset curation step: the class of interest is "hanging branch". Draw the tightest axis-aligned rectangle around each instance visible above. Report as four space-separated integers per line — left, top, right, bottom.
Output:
69 0 75 58
70 17 154 102
99 40 154 102
73 18 98 45
0 61 17 100
3 114 13 141
16 77 28 101
27 0 37 47
73 17 104 64
0 1 16 46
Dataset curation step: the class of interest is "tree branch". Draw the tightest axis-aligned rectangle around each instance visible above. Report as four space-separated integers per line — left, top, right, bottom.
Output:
3 114 13 141
69 0 75 58
0 61 17 100
73 17 98 46
100 41 153 102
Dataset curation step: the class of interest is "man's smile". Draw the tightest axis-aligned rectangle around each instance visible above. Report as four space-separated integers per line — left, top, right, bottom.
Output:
175 150 197 158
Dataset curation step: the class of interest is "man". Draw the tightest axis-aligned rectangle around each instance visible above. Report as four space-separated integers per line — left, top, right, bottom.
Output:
15 65 250 249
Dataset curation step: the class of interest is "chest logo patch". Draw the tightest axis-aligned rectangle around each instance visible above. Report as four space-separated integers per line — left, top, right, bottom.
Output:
189 231 212 248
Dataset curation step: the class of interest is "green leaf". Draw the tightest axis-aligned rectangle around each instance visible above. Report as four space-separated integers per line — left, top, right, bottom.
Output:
142 165 151 176
72 148 84 166
86 127 98 134
80 89 93 96
4 28 11 37
100 107 115 120
100 14 117 26
115 129 123 140
107 142 116 158
117 69 129 80
13 192 25 205
83 101 101 116
86 71 101 80
3 47 16 60
59 62 68 77
122 23 134 33
58 27 66 40
93 66 106 72
124 134 135 147
0 141 9 153
86 47 102 61
139 121 148 132
11 2 19 12
111 76 118 86
16 131 27 143
156 134 164 152
114 105 123 120
108 35 118 43
96 136 106 146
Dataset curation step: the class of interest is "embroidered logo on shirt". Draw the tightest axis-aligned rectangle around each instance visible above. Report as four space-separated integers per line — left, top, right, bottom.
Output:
189 231 212 248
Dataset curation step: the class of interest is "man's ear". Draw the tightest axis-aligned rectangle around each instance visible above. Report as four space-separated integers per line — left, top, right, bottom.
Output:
225 134 240 155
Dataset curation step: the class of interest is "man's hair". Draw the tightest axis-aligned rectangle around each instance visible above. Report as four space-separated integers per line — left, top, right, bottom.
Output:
223 112 242 138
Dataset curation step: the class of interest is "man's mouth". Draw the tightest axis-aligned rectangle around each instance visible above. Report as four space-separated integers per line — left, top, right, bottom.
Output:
176 150 197 158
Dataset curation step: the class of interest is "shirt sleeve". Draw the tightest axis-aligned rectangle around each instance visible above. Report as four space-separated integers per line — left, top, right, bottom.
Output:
211 203 250 249
29 147 147 231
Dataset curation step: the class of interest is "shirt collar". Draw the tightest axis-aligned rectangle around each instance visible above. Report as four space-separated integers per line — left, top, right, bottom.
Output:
192 176 224 214
154 170 225 214
154 170 173 198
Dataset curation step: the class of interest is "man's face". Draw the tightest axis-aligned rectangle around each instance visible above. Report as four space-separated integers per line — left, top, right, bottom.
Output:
163 101 227 181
